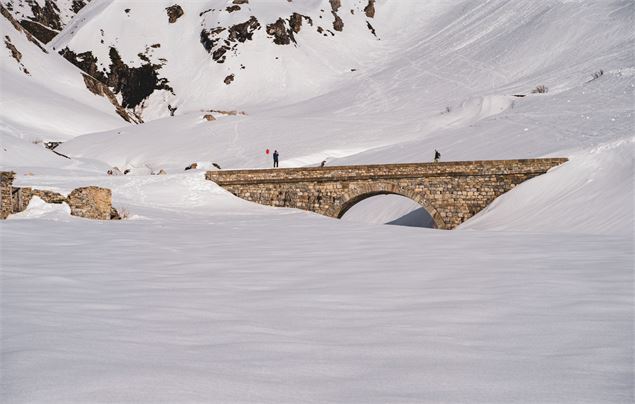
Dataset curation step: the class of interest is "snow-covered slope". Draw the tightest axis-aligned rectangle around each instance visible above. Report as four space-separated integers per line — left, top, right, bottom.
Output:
1 0 91 42
50 0 389 120
57 0 634 235
0 6 132 144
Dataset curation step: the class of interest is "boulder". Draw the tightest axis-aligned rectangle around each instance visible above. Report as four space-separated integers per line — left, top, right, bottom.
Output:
203 114 215 121
67 187 112 220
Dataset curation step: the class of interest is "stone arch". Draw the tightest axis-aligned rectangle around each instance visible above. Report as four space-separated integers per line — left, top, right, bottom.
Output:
324 183 446 229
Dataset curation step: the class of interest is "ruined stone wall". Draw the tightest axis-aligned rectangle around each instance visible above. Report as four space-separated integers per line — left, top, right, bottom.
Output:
1 171 15 219
206 159 567 229
0 172 116 221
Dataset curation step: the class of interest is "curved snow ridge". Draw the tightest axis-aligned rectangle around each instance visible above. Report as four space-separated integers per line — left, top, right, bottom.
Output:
460 137 634 235
446 95 515 127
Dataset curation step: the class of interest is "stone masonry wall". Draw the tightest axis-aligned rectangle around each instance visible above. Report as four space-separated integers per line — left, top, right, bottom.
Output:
206 159 567 229
1 171 15 219
0 172 116 221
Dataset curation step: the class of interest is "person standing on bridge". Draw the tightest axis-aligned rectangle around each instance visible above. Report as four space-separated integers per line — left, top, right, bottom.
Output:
434 149 441 163
273 150 279 168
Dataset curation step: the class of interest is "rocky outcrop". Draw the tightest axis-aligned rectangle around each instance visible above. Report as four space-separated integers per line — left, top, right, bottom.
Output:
1 4 47 52
266 18 293 45
201 16 261 63
106 47 173 109
61 46 173 111
3 0 91 43
165 4 184 23
82 74 139 123
3 34 29 74
364 0 376 18
67 186 113 220
329 0 343 32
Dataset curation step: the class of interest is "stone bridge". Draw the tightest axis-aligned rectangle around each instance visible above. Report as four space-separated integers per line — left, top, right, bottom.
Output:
206 158 567 229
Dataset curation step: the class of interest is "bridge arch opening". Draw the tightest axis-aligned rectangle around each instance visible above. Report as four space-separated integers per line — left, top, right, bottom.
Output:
337 191 442 229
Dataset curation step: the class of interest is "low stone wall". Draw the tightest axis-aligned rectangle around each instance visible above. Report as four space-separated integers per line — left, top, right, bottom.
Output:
0 172 116 221
1 171 15 219
206 158 568 229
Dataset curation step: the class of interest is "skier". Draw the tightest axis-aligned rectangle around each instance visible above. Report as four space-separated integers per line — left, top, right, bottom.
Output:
273 150 279 168
434 149 441 163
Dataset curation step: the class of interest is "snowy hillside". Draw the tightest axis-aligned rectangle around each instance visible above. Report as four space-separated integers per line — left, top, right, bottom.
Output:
49 0 386 120
55 0 634 234
0 5 133 147
1 0 91 42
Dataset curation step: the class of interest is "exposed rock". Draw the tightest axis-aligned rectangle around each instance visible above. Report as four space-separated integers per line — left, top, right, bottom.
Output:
82 74 138 123
267 18 293 45
201 17 260 63
4 35 21 62
332 12 343 32
329 0 343 32
367 21 377 37
71 1 88 14
289 12 312 33
364 0 376 18
110 207 121 220
233 0 249 4
224 73 235 85
212 163 222 170
226 5 241 13
228 16 260 42
185 163 198 171
165 4 184 23
157 169 167 175
203 114 216 121
105 47 174 109
67 186 113 220
19 20 57 43
60 48 107 82
0 5 48 52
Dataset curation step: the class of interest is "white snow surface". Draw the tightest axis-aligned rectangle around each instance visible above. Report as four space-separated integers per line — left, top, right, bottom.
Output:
0 14 128 142
1 0 634 402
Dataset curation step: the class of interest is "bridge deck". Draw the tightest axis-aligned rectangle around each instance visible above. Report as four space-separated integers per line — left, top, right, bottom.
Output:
206 158 568 185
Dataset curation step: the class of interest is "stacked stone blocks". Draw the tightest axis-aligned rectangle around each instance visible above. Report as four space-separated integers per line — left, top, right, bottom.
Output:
0 172 115 220
206 159 567 229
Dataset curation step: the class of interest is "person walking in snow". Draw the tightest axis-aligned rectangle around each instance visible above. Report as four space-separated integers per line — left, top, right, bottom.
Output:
434 149 441 163
273 150 279 168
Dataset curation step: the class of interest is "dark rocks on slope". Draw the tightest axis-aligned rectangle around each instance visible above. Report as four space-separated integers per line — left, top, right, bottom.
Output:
19 19 57 43
60 47 108 82
106 47 173 109
165 4 184 23
267 18 293 45
364 0 376 18
201 17 260 63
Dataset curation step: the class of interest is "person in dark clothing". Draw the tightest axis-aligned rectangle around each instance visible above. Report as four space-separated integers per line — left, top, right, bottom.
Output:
434 149 441 163
273 150 279 168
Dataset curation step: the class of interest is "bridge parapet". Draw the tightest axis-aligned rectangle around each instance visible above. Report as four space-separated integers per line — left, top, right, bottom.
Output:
206 158 567 229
